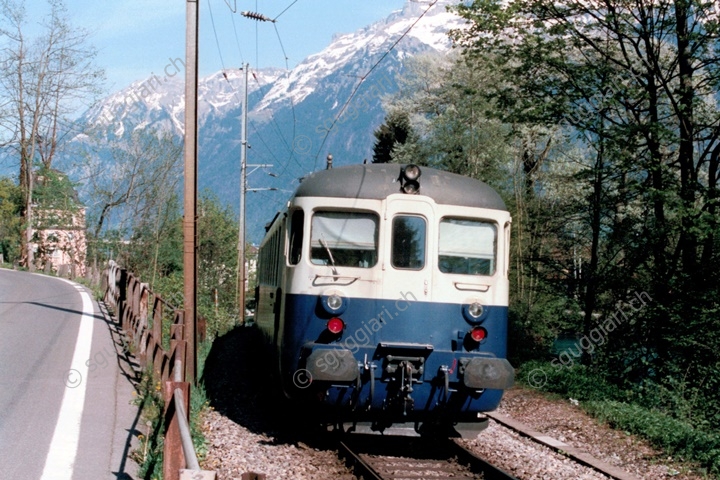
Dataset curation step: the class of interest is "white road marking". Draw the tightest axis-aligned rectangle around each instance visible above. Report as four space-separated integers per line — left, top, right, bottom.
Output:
40 282 95 480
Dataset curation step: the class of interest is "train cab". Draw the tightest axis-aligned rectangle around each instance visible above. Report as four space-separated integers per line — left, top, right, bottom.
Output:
255 163 514 436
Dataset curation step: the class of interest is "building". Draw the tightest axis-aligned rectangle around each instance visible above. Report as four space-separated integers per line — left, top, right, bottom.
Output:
30 169 87 277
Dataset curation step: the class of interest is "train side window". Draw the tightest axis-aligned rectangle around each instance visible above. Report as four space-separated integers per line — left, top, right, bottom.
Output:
288 209 304 265
391 215 426 270
310 211 378 268
438 218 496 276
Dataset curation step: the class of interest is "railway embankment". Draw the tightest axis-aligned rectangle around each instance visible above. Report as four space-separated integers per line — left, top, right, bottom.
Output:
465 386 708 480
197 326 711 479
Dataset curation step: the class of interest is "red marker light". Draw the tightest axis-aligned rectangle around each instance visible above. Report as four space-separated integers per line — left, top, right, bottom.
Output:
327 317 345 334
469 326 487 342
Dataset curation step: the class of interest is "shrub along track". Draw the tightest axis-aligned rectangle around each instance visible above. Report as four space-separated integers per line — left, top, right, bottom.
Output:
480 386 708 479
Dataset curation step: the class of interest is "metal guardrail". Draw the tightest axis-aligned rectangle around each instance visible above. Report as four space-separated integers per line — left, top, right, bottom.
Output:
173 360 200 470
103 261 187 384
102 261 215 480
174 387 200 469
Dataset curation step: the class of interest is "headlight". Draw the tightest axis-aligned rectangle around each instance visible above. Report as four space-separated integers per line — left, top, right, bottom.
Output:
468 302 484 318
327 294 343 311
462 301 487 323
320 291 348 315
403 164 421 181
400 164 421 194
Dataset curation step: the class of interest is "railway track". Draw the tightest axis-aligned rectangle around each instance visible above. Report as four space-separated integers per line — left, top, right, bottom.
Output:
481 412 641 480
334 410 642 480
338 434 518 480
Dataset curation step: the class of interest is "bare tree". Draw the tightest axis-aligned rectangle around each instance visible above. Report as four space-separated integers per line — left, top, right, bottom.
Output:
0 0 103 267
84 130 183 277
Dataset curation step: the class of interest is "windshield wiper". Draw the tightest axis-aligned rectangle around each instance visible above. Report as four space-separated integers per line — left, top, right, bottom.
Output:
319 238 338 275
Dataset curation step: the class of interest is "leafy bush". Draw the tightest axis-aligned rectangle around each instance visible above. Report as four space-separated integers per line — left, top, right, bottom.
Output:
0 176 22 264
584 401 720 476
517 360 720 476
508 295 581 364
516 360 628 402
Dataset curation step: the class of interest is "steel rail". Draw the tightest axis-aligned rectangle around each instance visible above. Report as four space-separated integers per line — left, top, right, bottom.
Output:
337 440 382 480
484 412 641 480
337 434 518 480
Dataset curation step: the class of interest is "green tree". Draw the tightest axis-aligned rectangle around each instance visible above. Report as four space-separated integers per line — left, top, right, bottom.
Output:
0 176 21 263
124 194 182 284
453 0 720 290
371 110 415 163
385 52 512 184
453 0 720 425
33 167 80 209
196 192 239 337
123 191 240 339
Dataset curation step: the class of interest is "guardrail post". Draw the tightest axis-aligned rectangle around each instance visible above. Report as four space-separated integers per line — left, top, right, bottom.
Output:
139 284 149 332
163 380 190 480
118 267 127 305
119 268 129 333
138 285 150 360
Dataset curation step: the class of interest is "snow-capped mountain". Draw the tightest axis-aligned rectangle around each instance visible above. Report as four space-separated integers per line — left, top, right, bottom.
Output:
70 0 466 241
256 0 463 110
81 67 284 140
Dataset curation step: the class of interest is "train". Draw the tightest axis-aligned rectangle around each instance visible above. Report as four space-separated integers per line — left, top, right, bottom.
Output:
254 163 514 437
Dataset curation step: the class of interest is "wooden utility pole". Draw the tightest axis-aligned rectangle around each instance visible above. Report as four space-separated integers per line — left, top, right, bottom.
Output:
183 0 198 383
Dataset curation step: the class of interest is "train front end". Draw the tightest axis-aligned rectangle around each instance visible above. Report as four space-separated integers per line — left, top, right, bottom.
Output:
266 164 514 437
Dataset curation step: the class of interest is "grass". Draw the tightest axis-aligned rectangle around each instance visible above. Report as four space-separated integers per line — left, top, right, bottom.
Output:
129 340 213 479
516 360 720 478
130 371 166 480
189 340 214 466
584 401 720 476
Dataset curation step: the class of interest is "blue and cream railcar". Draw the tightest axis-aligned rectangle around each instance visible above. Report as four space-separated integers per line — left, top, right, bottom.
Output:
255 163 514 436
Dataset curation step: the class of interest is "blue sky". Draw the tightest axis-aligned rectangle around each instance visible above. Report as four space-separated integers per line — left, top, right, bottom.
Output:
30 0 406 93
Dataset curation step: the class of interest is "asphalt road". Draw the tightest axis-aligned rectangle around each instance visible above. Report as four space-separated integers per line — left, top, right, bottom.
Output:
0 268 139 479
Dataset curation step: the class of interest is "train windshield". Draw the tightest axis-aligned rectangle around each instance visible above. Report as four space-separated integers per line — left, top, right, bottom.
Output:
310 211 379 268
438 218 496 275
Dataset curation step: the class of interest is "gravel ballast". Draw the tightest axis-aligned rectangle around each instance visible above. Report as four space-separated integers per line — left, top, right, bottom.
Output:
199 328 706 479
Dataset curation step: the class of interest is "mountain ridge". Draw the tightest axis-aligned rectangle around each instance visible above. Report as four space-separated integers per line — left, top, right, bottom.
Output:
69 0 466 241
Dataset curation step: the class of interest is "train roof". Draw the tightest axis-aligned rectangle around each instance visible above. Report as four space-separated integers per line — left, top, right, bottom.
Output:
294 164 507 211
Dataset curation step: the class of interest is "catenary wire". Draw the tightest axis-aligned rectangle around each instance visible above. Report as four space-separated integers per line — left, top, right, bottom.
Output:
223 0 236 13
207 0 229 73
312 0 440 171
273 0 299 21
